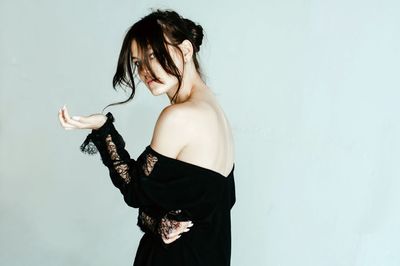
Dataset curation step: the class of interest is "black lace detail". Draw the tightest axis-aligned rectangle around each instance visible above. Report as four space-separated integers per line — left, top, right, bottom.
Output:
138 210 159 234
138 209 185 240
80 112 114 155
80 137 98 154
79 112 135 185
105 134 131 184
142 153 158 176
158 210 182 239
79 111 148 208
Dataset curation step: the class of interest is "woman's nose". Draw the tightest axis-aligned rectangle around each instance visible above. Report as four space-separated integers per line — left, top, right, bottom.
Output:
143 68 154 80
138 69 150 82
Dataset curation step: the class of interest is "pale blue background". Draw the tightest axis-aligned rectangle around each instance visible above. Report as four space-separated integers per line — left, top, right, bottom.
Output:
1 0 399 265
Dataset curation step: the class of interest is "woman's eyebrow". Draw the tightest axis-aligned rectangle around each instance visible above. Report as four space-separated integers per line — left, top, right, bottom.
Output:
131 49 153 59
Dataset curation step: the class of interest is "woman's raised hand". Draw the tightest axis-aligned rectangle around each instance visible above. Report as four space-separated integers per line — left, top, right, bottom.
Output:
58 105 108 130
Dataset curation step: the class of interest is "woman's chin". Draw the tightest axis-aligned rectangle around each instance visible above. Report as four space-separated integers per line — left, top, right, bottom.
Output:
149 87 164 96
149 84 171 96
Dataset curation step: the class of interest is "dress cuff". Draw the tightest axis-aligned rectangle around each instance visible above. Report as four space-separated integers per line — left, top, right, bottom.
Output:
91 112 115 137
80 112 115 155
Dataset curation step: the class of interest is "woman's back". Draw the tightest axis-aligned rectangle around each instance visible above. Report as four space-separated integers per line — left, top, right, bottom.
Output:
151 86 235 178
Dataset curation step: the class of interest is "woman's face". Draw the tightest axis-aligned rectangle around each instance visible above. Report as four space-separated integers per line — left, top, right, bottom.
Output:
130 39 184 96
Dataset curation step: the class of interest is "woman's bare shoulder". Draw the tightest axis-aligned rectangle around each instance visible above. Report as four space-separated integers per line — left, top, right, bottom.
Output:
149 103 205 159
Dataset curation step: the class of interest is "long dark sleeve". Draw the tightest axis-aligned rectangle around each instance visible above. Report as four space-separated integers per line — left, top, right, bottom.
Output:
80 112 146 208
79 112 190 242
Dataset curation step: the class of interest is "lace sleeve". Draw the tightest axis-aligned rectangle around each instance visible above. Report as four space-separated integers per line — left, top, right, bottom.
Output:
80 112 144 208
138 208 186 245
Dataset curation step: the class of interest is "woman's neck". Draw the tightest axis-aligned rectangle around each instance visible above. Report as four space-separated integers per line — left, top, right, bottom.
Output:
168 72 207 104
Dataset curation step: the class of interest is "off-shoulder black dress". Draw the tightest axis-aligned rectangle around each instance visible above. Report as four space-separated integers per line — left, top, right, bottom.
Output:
80 112 236 266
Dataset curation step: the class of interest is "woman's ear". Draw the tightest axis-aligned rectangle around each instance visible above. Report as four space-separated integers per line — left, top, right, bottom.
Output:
179 40 194 63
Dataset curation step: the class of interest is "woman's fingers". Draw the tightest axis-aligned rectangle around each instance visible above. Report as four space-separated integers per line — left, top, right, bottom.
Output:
58 105 107 130
166 221 193 239
61 105 87 129
161 220 194 244
58 108 76 130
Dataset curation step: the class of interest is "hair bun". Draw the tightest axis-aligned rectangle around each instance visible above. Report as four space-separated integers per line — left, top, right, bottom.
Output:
183 18 204 52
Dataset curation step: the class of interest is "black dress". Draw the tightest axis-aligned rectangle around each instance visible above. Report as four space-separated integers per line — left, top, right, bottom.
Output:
80 112 236 266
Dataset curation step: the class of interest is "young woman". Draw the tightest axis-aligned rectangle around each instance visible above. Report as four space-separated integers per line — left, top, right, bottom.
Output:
58 9 236 266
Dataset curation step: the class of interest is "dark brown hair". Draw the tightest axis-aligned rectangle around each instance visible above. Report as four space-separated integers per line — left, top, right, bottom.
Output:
102 9 204 112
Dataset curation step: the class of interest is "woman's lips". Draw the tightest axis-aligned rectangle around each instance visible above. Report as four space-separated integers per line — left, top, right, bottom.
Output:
147 79 155 85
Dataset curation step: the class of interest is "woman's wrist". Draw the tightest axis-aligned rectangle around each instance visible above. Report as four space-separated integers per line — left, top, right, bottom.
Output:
93 115 108 130
93 112 113 130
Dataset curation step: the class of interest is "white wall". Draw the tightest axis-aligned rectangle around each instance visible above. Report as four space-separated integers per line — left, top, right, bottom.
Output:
1 0 399 265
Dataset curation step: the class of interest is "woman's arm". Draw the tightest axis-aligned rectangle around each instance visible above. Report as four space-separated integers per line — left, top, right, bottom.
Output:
80 112 147 208
58 106 193 243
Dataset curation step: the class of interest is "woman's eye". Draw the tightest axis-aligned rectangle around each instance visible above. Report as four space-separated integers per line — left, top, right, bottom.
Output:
149 53 155 59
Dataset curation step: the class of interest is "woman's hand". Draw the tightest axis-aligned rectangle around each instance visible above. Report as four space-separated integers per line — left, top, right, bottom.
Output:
159 219 194 244
58 105 107 130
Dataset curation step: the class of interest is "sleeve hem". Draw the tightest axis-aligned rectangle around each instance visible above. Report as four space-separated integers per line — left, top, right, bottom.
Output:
80 112 115 155
91 112 115 138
